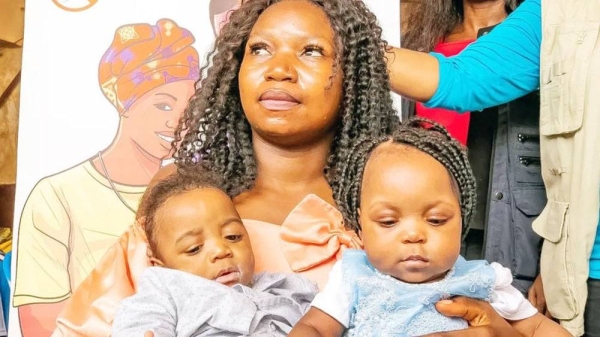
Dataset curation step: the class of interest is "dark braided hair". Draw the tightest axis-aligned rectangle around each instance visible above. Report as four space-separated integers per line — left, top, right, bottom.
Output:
137 165 227 256
173 0 399 197
334 117 477 239
402 0 523 52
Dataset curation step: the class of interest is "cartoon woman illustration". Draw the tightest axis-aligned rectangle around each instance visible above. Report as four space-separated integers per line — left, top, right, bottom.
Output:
13 19 199 336
209 0 245 36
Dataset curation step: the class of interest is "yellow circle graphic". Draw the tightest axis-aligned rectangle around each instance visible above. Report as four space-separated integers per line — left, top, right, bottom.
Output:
52 0 98 12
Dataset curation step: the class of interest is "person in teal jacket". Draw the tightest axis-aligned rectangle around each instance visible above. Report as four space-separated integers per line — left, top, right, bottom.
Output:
387 0 600 335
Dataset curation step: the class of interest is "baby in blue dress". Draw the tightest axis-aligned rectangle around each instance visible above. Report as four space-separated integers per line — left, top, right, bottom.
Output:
290 118 570 337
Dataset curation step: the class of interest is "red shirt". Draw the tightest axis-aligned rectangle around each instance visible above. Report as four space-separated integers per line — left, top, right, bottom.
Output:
416 39 475 145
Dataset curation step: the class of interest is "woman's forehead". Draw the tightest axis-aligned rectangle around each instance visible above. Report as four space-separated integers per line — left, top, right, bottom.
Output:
255 1 328 25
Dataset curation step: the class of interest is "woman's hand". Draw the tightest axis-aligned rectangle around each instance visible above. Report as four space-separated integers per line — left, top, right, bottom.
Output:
528 275 552 317
419 297 523 337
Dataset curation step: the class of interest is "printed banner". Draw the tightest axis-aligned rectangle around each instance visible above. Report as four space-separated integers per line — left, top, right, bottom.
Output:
9 0 400 335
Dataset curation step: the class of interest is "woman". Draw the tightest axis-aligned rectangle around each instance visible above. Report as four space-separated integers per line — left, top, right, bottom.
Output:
14 19 199 337
402 0 522 144
387 0 600 335
54 1 523 336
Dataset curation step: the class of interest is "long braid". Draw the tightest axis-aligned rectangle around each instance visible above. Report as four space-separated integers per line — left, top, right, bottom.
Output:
172 2 265 196
335 117 477 239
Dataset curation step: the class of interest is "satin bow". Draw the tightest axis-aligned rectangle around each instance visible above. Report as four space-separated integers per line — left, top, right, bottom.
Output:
280 194 362 272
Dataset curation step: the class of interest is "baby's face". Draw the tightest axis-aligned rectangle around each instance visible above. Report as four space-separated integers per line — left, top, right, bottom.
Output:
359 142 462 284
153 188 255 287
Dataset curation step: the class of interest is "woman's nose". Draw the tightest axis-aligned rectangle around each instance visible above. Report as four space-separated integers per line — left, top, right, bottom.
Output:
264 53 298 83
166 118 177 129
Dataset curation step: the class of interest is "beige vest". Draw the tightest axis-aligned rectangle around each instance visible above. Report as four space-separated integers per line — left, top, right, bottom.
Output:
534 1 600 335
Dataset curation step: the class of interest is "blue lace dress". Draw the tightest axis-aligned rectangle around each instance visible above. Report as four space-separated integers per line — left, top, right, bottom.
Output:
342 249 495 337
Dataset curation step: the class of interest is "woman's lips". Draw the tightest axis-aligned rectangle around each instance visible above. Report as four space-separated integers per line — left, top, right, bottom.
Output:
259 90 300 111
156 132 175 143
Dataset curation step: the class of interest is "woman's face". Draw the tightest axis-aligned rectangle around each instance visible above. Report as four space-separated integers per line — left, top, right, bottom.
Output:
238 0 343 148
121 80 195 160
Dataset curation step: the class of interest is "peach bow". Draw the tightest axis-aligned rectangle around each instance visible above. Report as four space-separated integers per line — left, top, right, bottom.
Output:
280 194 362 272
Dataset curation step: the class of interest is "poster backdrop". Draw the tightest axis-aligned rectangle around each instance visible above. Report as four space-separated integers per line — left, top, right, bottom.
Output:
9 0 400 335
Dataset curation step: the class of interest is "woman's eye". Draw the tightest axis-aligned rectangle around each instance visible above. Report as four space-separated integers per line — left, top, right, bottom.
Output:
249 43 270 56
251 48 269 56
186 246 202 255
303 46 324 57
225 235 242 242
154 103 173 111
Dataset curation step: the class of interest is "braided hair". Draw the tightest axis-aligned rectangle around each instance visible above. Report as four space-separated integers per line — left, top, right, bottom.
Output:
173 0 399 197
334 117 477 238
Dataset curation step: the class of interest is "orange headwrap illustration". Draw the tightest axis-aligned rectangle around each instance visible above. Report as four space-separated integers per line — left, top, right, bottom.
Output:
98 19 200 113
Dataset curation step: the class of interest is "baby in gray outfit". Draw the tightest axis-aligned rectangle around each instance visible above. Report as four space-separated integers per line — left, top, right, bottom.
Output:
112 166 317 337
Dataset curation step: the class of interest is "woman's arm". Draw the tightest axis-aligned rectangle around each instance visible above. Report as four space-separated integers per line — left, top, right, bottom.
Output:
385 48 440 103
18 302 65 337
387 0 541 112
289 307 345 337
510 312 572 337
14 181 73 336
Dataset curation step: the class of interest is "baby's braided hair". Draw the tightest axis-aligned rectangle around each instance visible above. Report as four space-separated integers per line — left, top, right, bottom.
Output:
334 117 477 238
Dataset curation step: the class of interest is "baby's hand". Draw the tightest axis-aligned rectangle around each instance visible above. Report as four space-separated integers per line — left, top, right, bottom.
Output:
144 331 154 337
